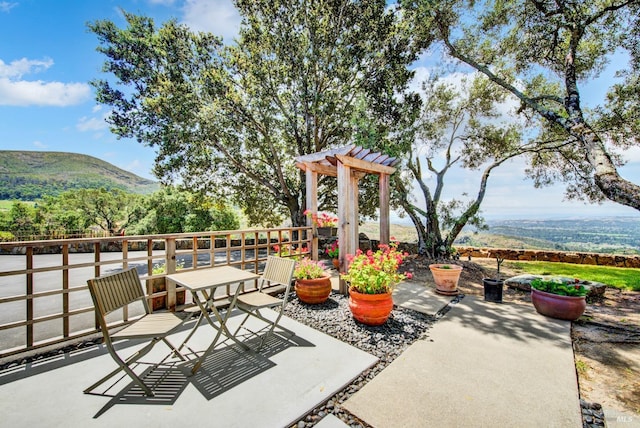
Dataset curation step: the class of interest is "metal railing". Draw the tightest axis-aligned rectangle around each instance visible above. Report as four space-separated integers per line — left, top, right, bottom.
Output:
0 227 312 360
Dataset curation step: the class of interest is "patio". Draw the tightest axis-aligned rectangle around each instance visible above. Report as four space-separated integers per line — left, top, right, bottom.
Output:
0 276 589 427
0 310 377 427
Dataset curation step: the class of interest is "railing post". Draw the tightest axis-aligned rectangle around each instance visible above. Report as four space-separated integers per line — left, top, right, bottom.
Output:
166 237 177 311
26 246 33 348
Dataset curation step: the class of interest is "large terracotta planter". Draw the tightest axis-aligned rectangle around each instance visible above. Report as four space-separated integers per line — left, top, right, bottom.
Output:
348 288 394 326
295 275 332 304
531 288 586 321
429 264 463 296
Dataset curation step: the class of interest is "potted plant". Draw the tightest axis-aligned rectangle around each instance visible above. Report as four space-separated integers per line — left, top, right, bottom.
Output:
483 257 504 303
304 210 338 237
326 240 340 269
341 242 412 325
429 263 463 296
530 278 587 321
294 258 332 304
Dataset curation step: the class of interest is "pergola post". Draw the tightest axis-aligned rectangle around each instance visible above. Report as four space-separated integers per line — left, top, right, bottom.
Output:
305 167 319 260
296 145 398 295
379 173 390 245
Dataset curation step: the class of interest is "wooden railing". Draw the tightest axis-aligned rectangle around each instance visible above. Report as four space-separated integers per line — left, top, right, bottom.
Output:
0 227 312 360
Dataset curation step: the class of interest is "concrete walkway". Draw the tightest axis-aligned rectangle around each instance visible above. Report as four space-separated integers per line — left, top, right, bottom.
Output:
343 284 583 427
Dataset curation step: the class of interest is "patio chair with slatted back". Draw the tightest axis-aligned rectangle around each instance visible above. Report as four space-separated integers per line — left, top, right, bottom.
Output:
233 256 296 350
84 268 185 397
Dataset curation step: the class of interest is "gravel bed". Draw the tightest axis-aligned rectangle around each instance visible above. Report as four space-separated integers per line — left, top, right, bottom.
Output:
283 291 438 427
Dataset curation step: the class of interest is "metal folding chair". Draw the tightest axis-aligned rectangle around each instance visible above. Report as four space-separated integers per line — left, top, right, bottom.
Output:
84 268 185 397
233 256 296 349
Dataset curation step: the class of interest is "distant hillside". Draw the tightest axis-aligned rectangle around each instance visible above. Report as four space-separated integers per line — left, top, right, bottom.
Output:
0 150 159 200
455 217 640 255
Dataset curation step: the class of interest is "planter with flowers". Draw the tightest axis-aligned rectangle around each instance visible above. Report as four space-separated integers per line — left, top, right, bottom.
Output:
294 258 332 304
340 242 412 326
304 210 338 237
326 240 340 269
530 278 587 321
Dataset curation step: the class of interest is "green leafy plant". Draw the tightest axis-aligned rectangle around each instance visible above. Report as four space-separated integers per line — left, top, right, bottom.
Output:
326 240 339 258
341 241 412 294
294 258 327 280
152 260 185 275
530 278 588 297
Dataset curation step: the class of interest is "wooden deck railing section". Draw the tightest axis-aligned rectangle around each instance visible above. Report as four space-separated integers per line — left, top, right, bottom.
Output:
0 227 311 360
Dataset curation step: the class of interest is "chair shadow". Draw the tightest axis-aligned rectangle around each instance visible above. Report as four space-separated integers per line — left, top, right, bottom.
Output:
187 331 315 401
185 343 274 400
92 363 190 418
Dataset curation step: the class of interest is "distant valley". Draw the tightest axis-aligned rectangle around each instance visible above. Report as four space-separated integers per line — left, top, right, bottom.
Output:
457 217 640 255
363 217 640 255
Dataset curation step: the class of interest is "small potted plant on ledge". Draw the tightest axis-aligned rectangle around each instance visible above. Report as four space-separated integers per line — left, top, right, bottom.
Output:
530 278 587 321
341 242 412 326
294 258 332 304
304 210 338 237
326 240 340 269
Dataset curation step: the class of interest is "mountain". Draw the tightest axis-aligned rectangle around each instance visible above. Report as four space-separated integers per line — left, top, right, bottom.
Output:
0 150 159 200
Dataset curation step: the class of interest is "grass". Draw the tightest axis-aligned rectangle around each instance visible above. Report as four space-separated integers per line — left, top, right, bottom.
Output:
506 260 640 291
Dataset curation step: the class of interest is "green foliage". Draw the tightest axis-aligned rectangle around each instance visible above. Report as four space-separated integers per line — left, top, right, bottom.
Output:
0 231 15 241
0 150 158 200
530 278 588 297
130 186 240 234
401 0 640 210
89 3 416 227
396 71 523 257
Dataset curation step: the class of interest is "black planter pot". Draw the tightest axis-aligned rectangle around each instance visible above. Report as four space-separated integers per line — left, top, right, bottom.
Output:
483 278 504 303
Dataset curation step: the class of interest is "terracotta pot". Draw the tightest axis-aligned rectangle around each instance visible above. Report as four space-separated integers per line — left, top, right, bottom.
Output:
531 288 586 321
348 288 394 326
429 264 463 296
295 274 332 304
332 258 340 270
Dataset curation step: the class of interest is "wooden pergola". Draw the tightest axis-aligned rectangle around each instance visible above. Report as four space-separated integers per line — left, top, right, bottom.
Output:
296 145 399 294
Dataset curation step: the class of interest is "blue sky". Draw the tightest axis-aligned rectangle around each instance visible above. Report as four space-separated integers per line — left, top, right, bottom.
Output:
1 0 638 221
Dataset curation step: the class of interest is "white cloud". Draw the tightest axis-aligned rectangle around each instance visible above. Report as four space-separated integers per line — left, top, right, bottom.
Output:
0 57 91 106
181 0 240 43
0 78 91 106
33 140 48 149
76 115 108 132
0 57 53 79
0 2 18 13
91 104 102 113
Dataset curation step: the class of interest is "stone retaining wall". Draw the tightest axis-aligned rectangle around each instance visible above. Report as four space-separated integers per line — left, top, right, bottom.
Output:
456 246 640 268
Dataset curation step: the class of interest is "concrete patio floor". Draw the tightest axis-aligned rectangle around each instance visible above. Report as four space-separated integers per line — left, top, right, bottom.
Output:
0 311 377 427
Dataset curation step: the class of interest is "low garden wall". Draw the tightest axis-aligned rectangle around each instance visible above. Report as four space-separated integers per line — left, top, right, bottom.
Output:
455 246 640 268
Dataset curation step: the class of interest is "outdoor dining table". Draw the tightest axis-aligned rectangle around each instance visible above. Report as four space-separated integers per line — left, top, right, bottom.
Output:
167 265 260 375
